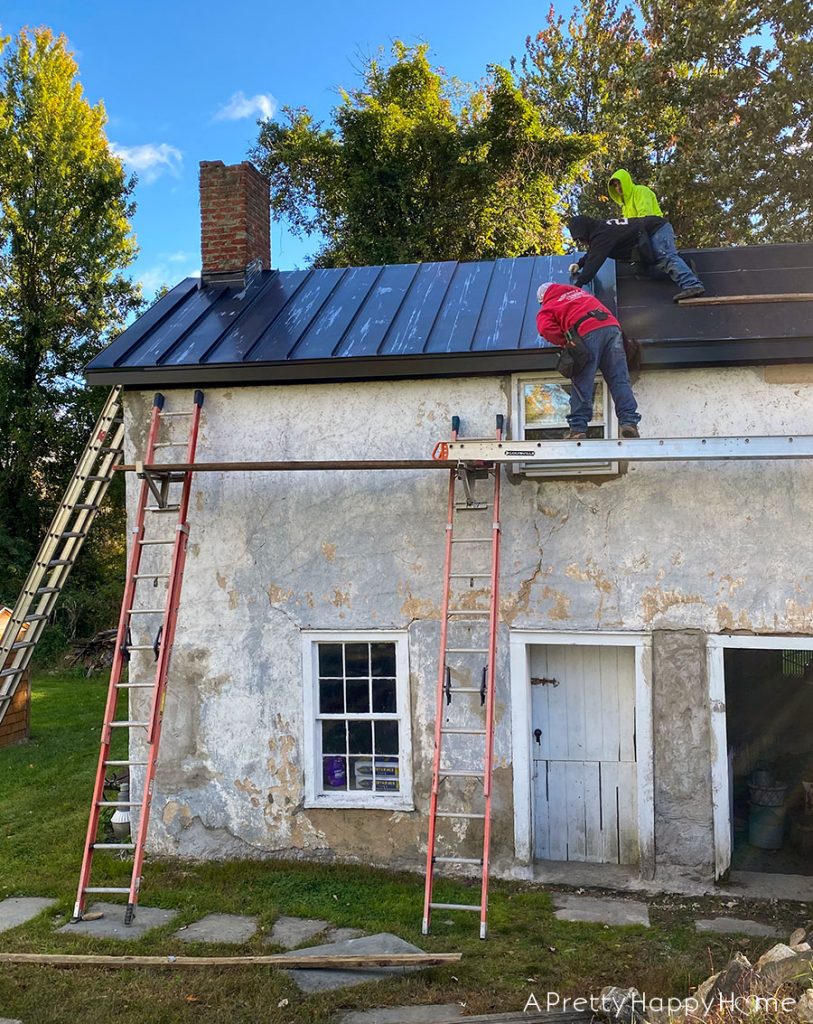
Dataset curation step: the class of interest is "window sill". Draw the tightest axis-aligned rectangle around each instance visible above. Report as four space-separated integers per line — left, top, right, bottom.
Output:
305 794 415 812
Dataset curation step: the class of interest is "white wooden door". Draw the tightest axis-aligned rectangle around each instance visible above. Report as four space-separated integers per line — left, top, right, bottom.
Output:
531 644 638 865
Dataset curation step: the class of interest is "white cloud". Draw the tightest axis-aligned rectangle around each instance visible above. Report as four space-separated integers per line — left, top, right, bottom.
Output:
138 254 200 298
111 142 183 184
214 90 277 122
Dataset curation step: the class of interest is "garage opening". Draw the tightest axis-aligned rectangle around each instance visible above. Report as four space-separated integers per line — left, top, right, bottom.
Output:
725 646 813 875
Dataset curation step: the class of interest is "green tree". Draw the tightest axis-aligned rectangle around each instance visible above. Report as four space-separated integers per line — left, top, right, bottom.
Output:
519 0 813 247
253 42 600 266
0 28 140 641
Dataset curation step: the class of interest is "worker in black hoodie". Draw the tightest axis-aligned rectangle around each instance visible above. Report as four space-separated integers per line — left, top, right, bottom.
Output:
567 214 705 302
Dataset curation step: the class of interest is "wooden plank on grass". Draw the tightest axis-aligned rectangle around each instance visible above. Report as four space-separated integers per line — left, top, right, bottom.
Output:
0 951 461 970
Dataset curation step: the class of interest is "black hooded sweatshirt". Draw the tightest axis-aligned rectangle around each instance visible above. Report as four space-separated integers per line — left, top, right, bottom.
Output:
568 214 666 286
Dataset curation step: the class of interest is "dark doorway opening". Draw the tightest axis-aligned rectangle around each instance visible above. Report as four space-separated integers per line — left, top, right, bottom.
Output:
725 647 813 875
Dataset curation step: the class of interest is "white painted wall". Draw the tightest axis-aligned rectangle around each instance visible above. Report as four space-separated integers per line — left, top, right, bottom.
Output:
121 364 813 876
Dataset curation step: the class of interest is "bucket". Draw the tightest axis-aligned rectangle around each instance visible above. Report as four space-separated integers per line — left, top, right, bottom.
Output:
749 804 786 850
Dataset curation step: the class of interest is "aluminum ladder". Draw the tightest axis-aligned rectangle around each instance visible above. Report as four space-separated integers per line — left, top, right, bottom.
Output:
0 386 125 726
71 390 203 925
422 414 503 940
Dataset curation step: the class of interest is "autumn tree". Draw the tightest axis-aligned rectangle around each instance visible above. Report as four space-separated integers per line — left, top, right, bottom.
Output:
253 42 600 266
519 0 813 247
0 28 141 641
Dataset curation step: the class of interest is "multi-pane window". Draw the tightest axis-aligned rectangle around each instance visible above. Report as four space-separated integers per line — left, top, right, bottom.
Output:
511 373 618 477
303 632 412 809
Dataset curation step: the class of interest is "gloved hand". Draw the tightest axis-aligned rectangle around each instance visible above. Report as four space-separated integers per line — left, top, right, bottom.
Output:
568 262 580 275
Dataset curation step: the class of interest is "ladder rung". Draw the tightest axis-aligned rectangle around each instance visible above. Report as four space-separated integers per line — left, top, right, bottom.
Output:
139 539 175 546
104 760 148 766
0 693 13 702
133 573 170 580
147 506 180 513
35 586 60 595
449 573 491 578
83 887 132 894
60 531 86 539
447 610 489 617
11 641 37 650
23 613 49 622
436 811 486 819
109 721 149 728
126 644 155 651
127 608 165 614
152 442 186 448
0 668 23 679
442 728 486 735
440 770 484 777
115 683 154 689
447 687 484 694
84 475 110 482
434 856 482 865
450 538 491 544
92 843 136 850
159 410 193 417
47 559 73 567
73 503 98 510
446 648 489 653
97 445 121 454
97 800 143 807
429 903 481 911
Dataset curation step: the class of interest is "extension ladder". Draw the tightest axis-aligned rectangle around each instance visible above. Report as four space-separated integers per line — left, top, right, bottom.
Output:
0 386 125 727
71 390 203 925
423 414 503 940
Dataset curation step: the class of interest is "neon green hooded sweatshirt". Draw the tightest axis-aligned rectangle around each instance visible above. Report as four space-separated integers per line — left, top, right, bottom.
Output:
608 169 663 218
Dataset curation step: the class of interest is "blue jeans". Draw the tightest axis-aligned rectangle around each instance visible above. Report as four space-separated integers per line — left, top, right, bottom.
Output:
649 223 703 290
569 325 640 432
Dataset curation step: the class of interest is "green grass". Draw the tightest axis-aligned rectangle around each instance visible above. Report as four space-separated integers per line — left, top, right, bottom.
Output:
0 671 805 1023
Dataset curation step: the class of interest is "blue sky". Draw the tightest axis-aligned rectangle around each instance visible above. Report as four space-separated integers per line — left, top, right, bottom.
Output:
2 0 571 294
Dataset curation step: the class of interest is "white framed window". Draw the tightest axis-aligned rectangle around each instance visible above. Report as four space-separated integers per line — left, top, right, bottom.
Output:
509 372 619 477
302 630 413 810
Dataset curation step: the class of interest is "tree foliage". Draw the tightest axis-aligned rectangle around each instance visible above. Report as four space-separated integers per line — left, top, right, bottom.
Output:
0 28 140 638
518 0 813 247
253 42 600 266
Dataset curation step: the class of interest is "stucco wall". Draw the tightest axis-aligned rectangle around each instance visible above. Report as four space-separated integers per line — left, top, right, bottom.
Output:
122 365 813 879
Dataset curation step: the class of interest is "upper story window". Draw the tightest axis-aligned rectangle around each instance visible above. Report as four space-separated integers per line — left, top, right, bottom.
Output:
510 373 619 477
302 631 413 810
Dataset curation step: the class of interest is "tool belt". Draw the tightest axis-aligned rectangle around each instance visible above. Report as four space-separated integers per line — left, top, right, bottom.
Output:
557 310 610 379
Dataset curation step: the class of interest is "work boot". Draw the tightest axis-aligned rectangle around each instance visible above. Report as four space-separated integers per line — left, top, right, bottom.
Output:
563 430 587 440
619 423 640 438
673 284 706 303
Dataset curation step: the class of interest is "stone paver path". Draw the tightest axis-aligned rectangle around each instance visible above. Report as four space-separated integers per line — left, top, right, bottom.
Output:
339 1006 464 1023
173 913 257 944
0 897 56 934
695 917 781 937
57 902 178 940
266 915 330 949
286 932 427 993
552 893 650 927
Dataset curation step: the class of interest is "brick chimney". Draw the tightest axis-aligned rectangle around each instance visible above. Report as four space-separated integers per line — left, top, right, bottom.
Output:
199 160 270 287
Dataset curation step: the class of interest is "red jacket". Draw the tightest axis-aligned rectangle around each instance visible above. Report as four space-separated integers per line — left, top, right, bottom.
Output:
535 283 620 348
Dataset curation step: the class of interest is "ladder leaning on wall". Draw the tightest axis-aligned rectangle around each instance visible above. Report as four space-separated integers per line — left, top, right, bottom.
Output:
422 415 504 941
0 386 125 727
71 391 204 926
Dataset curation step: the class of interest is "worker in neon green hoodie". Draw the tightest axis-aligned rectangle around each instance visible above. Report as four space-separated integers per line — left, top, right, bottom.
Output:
608 169 663 218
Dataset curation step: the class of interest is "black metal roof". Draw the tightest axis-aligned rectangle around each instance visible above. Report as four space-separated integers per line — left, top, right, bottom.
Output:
86 243 813 388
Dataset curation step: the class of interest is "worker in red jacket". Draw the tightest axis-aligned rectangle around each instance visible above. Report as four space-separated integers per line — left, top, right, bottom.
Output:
536 282 641 439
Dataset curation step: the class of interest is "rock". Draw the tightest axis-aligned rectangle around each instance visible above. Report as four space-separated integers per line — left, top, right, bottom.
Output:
762 952 813 988
757 943 797 969
794 944 813 953
597 987 647 1023
707 953 755 1002
693 972 720 1005
797 989 813 1022
791 929 808 947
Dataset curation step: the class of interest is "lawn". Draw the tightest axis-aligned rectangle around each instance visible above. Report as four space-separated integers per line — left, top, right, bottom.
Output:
0 671 804 1023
